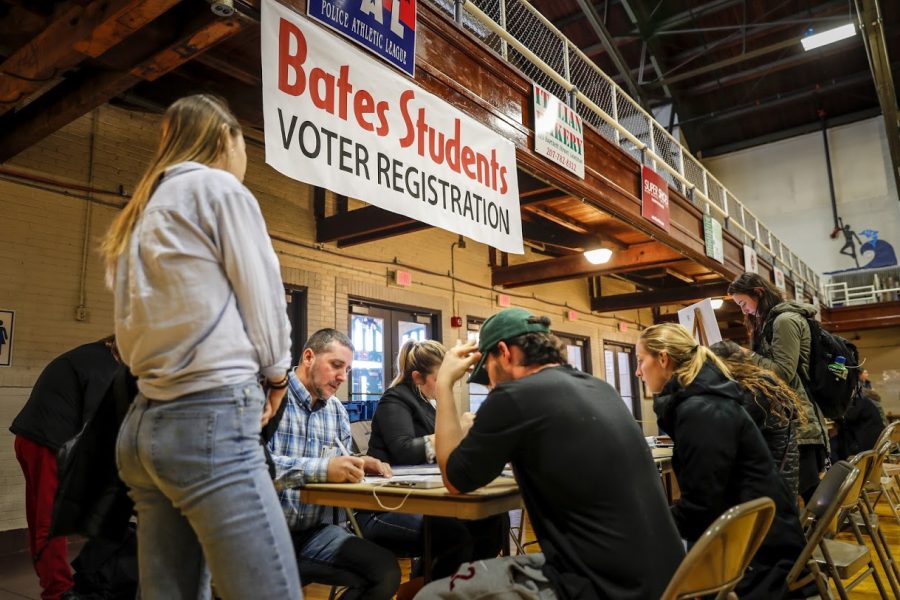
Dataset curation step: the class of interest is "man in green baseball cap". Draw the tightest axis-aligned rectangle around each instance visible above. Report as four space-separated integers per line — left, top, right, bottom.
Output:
420 308 684 600
467 307 551 386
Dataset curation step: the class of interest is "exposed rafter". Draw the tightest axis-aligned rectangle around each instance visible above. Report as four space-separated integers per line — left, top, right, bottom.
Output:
0 7 249 162
492 242 684 288
0 0 179 117
590 281 730 312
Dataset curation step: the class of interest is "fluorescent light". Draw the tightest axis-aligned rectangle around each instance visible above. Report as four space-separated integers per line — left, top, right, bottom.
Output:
711 298 724 310
584 248 613 265
801 23 856 51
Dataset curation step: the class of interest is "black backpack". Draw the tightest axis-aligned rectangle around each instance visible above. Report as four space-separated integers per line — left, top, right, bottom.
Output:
762 315 859 420
800 318 860 419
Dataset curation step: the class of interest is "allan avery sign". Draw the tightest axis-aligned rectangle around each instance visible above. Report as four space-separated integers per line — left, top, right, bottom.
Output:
641 165 670 232
307 0 416 76
533 84 584 178
261 0 523 254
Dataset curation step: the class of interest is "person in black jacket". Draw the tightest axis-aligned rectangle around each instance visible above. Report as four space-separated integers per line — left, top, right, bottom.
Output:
361 339 504 581
638 323 808 600
10 336 120 600
711 340 805 500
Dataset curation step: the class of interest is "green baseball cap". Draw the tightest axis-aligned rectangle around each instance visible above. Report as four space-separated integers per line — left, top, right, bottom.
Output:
468 308 550 385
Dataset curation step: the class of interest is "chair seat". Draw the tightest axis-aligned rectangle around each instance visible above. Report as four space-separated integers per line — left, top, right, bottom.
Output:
813 539 871 579
882 463 900 477
848 511 879 531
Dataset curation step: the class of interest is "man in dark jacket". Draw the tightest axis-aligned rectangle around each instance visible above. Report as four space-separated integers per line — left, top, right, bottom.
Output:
10 337 120 600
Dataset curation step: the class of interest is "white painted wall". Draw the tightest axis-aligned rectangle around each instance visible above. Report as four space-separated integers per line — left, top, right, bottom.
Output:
704 117 900 275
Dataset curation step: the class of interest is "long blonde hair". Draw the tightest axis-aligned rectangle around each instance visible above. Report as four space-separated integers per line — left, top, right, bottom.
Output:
639 323 732 388
100 95 241 269
391 339 445 388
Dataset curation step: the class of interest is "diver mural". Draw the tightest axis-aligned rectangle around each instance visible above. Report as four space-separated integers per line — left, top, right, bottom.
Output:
827 217 898 273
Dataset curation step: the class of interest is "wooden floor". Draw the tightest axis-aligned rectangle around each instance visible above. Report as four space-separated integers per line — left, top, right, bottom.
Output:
302 501 900 600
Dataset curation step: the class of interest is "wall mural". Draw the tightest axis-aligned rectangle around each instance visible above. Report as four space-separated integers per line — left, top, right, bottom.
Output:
827 218 898 274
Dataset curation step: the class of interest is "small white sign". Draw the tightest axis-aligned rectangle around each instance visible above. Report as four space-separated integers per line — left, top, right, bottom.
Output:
743 244 758 274
533 84 584 178
794 280 804 302
677 298 723 346
0 309 14 367
773 267 786 291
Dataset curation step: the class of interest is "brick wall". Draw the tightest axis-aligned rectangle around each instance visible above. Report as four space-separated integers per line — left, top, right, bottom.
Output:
0 104 649 532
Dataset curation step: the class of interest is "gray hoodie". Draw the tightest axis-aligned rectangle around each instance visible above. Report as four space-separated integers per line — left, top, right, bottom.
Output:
113 162 291 400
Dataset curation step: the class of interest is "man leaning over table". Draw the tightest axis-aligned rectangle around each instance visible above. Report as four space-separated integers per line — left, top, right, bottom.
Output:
418 308 685 600
267 328 400 599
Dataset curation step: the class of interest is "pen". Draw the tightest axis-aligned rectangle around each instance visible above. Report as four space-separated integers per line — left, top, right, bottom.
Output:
334 437 352 456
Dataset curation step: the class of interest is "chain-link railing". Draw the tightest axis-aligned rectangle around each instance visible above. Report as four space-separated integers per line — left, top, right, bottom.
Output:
427 0 822 301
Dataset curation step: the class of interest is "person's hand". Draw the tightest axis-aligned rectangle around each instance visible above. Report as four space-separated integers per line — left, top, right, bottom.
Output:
460 411 476 436
362 456 392 477
261 386 287 427
437 341 481 386
327 456 365 483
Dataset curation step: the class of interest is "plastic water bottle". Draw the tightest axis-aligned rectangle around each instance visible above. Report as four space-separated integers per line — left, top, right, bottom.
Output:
828 355 848 380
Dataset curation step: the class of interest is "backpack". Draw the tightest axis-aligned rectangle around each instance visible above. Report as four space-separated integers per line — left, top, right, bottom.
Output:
797 318 860 419
762 315 859 420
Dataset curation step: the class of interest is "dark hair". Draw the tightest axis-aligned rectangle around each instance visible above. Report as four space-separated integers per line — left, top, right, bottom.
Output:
709 340 806 426
304 328 354 354
728 272 784 345
490 316 566 366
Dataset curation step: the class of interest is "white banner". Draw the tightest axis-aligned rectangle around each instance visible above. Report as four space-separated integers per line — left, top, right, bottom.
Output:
261 0 523 254
743 244 758 274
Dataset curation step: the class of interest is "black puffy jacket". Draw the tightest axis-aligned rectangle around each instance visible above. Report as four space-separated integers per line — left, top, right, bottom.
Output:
655 361 806 600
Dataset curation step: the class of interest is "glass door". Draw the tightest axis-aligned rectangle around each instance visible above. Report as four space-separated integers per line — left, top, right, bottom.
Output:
603 342 642 420
349 302 438 410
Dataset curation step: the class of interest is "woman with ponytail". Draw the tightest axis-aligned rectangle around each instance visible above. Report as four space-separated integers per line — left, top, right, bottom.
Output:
637 323 808 600
360 339 504 582
102 95 300 599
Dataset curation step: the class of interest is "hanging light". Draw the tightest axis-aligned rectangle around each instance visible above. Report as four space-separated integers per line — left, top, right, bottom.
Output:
584 248 613 265
801 23 856 51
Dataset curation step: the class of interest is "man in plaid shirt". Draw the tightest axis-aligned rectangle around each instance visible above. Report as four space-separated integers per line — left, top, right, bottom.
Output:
268 328 399 599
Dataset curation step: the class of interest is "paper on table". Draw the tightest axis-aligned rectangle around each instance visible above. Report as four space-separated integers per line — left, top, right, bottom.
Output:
390 465 442 476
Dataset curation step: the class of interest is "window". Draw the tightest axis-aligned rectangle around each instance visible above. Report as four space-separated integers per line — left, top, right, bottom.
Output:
466 318 489 412
285 286 307 368
554 331 591 373
603 342 642 420
348 301 440 405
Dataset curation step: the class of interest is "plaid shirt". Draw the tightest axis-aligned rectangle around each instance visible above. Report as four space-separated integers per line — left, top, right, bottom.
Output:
267 371 352 531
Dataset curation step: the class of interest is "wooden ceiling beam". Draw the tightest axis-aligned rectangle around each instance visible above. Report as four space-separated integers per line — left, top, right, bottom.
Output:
317 206 420 244
523 204 589 234
0 10 248 162
590 281 729 312
492 242 683 288
0 0 178 117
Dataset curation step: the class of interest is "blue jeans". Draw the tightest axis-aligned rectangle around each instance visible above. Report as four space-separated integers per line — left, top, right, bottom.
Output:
116 381 302 600
292 523 399 600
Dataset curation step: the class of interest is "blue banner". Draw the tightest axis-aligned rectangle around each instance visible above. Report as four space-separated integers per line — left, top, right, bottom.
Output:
307 0 416 76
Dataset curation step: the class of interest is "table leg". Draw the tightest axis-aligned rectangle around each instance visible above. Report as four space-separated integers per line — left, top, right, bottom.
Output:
423 516 433 582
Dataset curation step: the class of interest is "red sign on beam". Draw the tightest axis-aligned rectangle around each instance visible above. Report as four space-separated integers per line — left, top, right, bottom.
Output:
641 165 670 232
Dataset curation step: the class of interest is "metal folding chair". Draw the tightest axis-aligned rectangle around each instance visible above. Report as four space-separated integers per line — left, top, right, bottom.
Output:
660 497 776 600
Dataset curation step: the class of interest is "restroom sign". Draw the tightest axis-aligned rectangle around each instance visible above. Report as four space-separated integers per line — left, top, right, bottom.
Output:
0 309 14 367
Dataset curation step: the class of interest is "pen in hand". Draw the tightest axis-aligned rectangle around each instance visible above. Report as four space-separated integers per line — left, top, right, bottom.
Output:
327 437 365 483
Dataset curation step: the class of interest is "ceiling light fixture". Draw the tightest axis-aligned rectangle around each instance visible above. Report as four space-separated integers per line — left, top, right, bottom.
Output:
711 298 724 310
801 23 856 51
584 248 613 265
